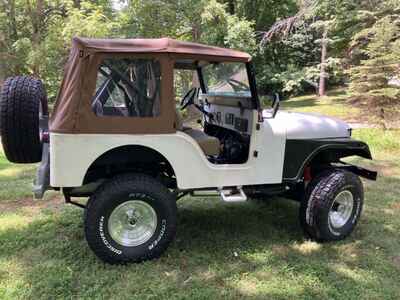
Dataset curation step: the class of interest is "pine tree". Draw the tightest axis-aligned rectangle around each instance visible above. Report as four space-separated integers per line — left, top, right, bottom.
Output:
349 16 400 103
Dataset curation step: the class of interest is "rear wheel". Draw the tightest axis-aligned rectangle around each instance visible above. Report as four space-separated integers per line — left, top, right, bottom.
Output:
84 173 177 264
299 169 363 241
0 76 48 163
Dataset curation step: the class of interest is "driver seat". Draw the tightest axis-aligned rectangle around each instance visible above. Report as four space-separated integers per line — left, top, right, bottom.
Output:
175 109 220 156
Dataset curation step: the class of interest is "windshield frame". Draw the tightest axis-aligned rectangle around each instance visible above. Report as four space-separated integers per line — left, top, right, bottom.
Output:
197 62 260 110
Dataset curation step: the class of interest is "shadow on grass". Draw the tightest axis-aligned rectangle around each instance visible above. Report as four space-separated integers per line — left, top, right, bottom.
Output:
282 89 349 111
325 89 347 97
0 178 399 299
281 97 317 109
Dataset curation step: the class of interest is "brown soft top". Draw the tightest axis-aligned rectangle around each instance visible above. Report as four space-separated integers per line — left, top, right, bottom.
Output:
50 37 252 134
73 37 251 62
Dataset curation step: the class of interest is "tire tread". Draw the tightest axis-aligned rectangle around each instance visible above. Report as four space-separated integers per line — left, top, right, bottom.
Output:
299 169 363 241
0 76 48 163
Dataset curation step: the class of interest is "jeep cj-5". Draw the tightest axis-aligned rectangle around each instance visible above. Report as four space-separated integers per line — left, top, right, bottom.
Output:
0 38 377 264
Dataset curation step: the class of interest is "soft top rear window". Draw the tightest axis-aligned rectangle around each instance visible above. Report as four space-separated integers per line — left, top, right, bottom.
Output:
92 58 161 117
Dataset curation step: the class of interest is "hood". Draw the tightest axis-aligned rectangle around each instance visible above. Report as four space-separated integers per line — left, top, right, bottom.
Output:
269 110 351 139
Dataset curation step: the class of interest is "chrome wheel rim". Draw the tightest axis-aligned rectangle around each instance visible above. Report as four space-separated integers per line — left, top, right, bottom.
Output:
329 190 354 229
38 102 43 141
108 200 157 247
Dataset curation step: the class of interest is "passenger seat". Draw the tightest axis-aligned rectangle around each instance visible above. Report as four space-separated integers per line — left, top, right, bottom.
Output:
175 109 220 156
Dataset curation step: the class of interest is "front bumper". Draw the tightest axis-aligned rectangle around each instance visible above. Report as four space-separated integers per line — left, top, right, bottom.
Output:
336 162 377 181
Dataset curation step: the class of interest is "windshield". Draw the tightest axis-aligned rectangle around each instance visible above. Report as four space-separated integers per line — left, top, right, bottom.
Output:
202 62 251 97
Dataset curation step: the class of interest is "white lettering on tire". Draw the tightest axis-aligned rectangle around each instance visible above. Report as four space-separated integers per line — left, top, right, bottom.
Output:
99 216 122 255
351 196 361 224
148 219 166 250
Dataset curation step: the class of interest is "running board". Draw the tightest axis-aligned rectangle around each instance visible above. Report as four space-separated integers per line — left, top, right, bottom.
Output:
219 186 247 203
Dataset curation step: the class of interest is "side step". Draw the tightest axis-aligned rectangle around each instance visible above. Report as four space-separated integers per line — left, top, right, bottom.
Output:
219 186 247 203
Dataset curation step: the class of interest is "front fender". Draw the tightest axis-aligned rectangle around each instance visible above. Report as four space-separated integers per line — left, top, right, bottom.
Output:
283 138 373 181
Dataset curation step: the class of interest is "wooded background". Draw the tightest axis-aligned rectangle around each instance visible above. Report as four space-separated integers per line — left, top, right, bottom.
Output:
1 0 399 106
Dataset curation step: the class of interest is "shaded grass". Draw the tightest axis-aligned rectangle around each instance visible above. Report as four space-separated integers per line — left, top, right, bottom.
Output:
0 113 399 298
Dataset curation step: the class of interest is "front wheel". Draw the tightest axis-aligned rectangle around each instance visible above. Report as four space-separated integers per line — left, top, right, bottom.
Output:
84 174 177 264
299 169 364 241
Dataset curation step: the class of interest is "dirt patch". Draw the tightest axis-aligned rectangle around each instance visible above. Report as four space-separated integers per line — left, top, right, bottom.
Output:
0 196 64 214
390 202 400 211
271 245 290 257
347 97 400 129
372 161 399 177
392 256 400 270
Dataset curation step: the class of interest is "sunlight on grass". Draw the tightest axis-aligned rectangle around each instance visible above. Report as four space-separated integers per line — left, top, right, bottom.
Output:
0 165 35 179
0 151 37 202
0 214 35 230
331 263 377 285
280 89 361 121
353 129 400 155
292 241 321 255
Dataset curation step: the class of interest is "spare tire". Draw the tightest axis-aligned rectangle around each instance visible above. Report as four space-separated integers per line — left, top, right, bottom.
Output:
0 76 48 163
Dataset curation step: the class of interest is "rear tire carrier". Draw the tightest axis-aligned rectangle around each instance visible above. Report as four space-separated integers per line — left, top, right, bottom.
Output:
0 76 49 163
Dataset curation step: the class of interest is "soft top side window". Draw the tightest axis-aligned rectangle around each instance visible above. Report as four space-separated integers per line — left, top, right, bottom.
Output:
92 58 161 117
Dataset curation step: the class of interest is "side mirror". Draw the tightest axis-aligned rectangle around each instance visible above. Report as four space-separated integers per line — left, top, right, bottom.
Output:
272 93 280 118
262 93 281 119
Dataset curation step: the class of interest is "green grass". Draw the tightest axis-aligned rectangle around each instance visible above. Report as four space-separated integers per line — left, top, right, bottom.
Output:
0 154 36 202
280 89 361 122
0 96 400 299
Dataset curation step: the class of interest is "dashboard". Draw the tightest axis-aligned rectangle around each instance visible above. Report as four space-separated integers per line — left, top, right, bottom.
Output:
203 101 254 135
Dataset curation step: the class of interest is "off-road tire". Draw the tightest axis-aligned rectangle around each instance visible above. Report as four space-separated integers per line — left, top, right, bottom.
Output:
299 169 363 241
84 173 177 264
0 76 48 163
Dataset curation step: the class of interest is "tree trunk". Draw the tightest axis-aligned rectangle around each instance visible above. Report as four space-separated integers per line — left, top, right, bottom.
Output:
4 0 19 74
73 0 81 8
9 0 18 42
0 57 5 85
30 0 44 76
226 0 235 15
318 26 328 97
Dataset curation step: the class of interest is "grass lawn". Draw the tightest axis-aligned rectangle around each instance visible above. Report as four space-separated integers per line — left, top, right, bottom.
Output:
280 89 399 128
0 96 400 299
280 89 362 123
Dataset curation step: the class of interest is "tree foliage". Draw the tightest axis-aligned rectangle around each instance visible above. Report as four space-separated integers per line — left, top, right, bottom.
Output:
0 0 117 98
349 14 400 102
0 0 399 108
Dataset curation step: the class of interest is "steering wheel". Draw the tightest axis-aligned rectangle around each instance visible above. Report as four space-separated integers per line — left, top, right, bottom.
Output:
180 87 199 110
